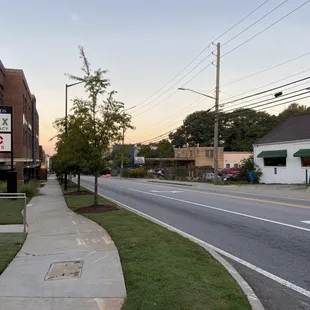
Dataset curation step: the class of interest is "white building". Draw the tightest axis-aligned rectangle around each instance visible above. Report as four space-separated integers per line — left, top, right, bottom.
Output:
253 114 310 184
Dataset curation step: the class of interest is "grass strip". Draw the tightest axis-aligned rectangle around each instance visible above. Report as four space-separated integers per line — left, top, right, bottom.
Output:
0 199 28 225
0 233 26 274
64 185 250 310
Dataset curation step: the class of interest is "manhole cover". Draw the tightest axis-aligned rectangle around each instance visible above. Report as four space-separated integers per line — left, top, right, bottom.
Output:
45 261 83 281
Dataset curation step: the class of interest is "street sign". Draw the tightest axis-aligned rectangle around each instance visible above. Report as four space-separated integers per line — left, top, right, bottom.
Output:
135 157 145 164
0 114 11 132
0 107 13 155
0 133 11 152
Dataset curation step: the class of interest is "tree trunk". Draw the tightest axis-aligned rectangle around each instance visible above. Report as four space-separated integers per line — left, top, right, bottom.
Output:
77 173 81 192
94 173 98 207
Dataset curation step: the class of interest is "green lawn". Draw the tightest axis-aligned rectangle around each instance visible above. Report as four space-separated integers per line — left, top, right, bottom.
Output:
64 188 250 310
0 199 26 224
0 233 26 274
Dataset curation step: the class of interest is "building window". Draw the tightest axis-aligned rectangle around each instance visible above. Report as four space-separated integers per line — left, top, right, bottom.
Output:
301 157 310 167
264 157 286 167
24 129 27 146
206 150 214 157
190 151 193 157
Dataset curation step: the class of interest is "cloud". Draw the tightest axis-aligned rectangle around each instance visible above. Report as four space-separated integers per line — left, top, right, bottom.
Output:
71 13 80 23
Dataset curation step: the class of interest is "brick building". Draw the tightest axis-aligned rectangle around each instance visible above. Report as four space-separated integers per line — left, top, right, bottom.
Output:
0 60 42 180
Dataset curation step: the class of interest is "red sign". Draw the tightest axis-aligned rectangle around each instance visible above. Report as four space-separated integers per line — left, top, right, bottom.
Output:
0 136 3 145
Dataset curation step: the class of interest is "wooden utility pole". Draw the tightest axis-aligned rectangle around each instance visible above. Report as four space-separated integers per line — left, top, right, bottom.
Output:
213 42 220 183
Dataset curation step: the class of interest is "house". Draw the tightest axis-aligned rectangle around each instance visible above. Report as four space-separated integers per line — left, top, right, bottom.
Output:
253 113 310 184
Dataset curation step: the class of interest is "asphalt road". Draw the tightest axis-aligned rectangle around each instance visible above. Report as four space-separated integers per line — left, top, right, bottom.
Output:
79 176 310 310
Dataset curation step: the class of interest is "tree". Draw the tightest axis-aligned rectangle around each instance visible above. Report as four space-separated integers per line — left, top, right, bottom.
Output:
111 145 132 167
223 109 278 151
52 107 90 191
277 103 310 123
169 111 217 147
155 139 174 158
65 46 133 206
137 145 154 158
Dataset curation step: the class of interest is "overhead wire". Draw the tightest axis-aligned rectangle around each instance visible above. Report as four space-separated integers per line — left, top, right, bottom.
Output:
129 0 270 113
222 0 310 59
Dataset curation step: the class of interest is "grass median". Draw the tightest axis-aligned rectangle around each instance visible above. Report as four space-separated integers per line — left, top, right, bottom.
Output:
0 233 26 274
63 185 250 310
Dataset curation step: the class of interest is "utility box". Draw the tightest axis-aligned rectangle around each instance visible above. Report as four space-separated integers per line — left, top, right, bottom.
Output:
7 171 17 193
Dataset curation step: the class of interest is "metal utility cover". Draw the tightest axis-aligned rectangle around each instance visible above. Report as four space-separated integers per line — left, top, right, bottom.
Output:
45 261 83 281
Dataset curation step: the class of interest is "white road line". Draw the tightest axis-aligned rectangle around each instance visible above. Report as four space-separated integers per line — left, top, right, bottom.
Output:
301 220 310 224
72 221 77 225
129 188 310 233
101 235 112 244
151 190 183 193
90 190 310 299
76 238 82 246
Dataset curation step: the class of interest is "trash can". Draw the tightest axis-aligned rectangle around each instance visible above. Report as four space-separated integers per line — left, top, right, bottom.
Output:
7 171 17 193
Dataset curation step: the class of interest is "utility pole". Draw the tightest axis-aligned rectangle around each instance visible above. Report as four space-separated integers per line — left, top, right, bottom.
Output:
64 84 68 190
120 125 125 177
213 42 220 184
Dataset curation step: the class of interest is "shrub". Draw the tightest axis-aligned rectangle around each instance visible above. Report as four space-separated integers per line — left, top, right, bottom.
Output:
238 155 262 183
123 167 146 178
19 180 39 197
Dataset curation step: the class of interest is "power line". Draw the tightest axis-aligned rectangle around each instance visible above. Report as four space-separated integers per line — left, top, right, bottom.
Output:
221 51 310 88
224 79 310 110
129 1 269 112
221 68 310 102
221 76 310 107
222 0 289 47
225 88 310 113
256 94 310 111
222 0 310 58
132 54 214 116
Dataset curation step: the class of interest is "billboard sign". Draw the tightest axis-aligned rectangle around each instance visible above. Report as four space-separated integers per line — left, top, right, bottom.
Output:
0 107 12 153
134 157 145 164
0 133 12 152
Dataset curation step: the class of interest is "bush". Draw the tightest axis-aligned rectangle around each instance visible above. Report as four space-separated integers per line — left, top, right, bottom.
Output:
123 167 146 178
19 180 39 197
238 155 262 183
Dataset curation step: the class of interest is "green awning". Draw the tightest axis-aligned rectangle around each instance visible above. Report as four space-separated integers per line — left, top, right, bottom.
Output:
257 150 287 158
293 149 310 157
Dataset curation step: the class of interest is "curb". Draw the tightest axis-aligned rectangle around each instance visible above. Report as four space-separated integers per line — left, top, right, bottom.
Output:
147 180 194 187
206 248 264 310
78 182 264 310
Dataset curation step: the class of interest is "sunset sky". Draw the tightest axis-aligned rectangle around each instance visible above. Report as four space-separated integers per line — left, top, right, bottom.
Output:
1 0 310 155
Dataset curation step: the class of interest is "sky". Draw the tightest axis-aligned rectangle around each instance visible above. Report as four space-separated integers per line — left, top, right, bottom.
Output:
1 0 310 154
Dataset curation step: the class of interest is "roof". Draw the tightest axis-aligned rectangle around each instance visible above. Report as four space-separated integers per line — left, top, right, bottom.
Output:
256 113 310 144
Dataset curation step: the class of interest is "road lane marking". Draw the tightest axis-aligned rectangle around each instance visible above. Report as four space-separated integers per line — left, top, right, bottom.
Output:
129 188 310 233
301 220 310 224
97 177 310 202
86 187 310 299
150 190 183 193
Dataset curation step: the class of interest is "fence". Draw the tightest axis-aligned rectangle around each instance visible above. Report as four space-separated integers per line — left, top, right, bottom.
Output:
163 166 214 182
0 193 27 232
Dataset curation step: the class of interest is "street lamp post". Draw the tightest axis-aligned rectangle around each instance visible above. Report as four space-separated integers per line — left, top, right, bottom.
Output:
178 87 220 183
64 81 83 190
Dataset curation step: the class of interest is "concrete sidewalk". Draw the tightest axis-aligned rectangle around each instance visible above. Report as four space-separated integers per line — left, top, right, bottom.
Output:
0 178 126 310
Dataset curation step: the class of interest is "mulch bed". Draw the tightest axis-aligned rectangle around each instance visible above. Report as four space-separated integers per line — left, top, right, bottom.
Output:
64 190 91 196
74 204 119 214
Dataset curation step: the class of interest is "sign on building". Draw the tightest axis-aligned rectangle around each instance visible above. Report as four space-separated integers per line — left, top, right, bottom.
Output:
134 157 145 164
0 107 12 153
0 133 11 152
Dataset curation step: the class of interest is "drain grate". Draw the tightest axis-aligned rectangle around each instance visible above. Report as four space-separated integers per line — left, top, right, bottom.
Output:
45 261 83 281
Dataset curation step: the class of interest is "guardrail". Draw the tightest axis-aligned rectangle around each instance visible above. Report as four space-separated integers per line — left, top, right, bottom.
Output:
0 193 27 232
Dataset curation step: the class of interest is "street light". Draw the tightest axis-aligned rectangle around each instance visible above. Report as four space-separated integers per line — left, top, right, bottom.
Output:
178 87 220 183
64 81 84 190
178 88 216 100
